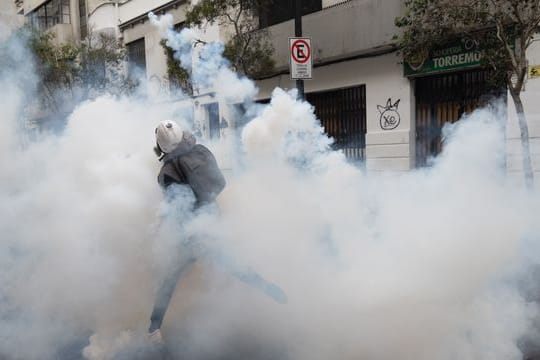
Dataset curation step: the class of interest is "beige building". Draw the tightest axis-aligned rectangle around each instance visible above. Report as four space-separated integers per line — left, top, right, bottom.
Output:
1 0 24 36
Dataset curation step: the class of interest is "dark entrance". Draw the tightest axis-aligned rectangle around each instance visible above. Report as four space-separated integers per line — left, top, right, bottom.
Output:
307 85 367 162
126 38 146 79
206 102 220 140
415 69 506 167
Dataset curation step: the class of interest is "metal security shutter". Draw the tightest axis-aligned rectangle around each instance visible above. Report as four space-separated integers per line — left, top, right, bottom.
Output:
415 69 505 167
307 85 367 161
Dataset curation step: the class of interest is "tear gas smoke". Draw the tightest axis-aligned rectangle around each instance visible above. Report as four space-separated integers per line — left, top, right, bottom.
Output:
1 14 539 360
149 13 257 105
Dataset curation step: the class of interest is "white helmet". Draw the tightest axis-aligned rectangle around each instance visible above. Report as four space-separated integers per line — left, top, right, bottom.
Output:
155 120 184 154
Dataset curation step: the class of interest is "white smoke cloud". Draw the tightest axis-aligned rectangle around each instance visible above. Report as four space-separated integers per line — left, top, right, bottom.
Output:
0 30 182 358
242 88 331 163
0 13 539 360
148 12 173 39
149 13 257 105
205 91 539 360
0 95 171 359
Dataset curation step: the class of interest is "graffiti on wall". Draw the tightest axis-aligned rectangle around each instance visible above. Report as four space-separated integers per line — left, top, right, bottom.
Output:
377 98 401 130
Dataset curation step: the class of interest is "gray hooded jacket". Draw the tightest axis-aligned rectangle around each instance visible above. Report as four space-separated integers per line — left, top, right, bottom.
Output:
157 131 226 205
157 131 197 188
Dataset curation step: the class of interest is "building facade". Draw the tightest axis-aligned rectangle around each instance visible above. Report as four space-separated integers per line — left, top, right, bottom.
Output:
256 0 539 184
11 0 540 183
257 0 411 172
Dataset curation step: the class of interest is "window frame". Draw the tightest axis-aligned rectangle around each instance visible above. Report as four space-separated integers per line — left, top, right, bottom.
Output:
28 0 71 31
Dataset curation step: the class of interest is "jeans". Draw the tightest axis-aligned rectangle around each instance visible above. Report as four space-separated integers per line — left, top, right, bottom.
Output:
148 202 223 333
148 246 196 333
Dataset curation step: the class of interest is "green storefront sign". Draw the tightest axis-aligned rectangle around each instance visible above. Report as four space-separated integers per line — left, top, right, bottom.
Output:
404 38 484 77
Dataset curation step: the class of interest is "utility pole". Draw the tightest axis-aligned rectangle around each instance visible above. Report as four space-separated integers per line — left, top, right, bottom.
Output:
294 0 305 100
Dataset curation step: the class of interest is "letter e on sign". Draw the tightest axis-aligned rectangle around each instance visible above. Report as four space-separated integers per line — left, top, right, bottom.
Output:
290 37 313 80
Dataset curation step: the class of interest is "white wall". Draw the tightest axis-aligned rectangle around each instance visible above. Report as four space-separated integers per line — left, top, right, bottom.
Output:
267 0 402 70
323 0 353 7
0 1 17 13
121 20 167 86
256 51 414 172
117 0 171 23
87 0 174 21
506 34 540 188
23 0 47 13
50 23 75 43
365 55 413 172
0 4 24 40
88 2 117 34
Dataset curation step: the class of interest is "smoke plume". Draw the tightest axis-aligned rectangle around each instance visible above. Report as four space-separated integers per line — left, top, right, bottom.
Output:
0 13 539 360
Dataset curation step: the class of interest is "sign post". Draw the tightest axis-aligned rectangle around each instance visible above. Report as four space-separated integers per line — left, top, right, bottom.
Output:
292 0 307 100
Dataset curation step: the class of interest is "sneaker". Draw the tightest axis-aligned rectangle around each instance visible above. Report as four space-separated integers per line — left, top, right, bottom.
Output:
148 328 164 345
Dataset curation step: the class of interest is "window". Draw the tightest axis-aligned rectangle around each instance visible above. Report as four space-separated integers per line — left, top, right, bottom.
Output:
306 85 367 162
62 0 70 23
28 0 70 31
206 103 220 140
127 38 147 79
259 0 322 28
79 0 87 39
45 1 55 26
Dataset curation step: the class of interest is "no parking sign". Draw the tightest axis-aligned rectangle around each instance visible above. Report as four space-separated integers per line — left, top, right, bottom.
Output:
289 37 312 80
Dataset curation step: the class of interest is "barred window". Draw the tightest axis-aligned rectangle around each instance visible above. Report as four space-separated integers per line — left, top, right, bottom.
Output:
415 69 506 167
306 85 367 162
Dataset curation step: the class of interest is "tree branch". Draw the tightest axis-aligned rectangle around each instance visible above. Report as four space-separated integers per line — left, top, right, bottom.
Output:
494 18 520 71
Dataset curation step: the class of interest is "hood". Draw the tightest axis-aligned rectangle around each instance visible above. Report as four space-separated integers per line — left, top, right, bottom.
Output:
162 130 197 161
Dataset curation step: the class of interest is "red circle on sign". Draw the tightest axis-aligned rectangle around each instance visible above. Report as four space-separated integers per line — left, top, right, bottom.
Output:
291 39 311 64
